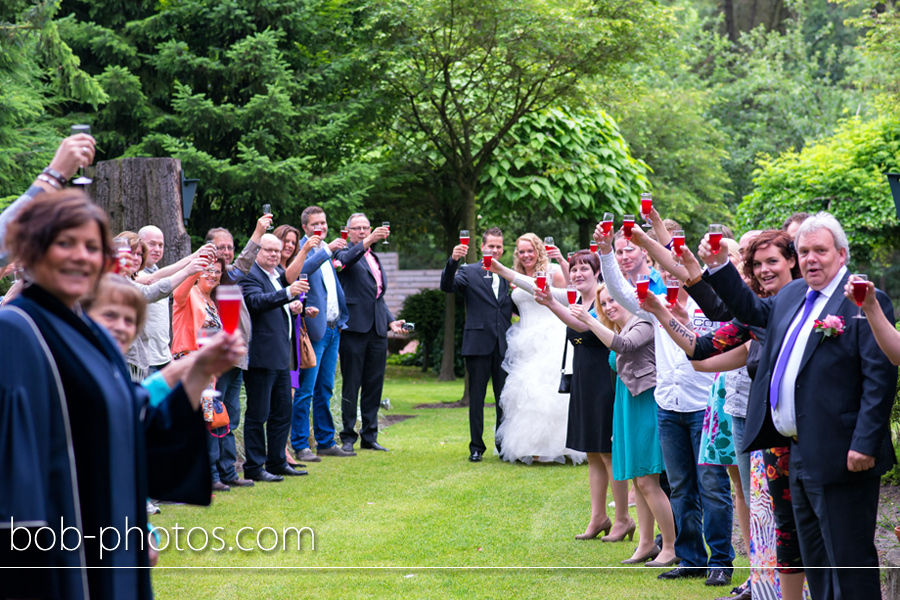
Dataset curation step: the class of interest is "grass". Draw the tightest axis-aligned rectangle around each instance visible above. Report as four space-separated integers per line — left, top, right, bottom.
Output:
150 365 748 599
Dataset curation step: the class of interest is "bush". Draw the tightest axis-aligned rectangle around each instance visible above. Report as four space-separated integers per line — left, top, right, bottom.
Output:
397 288 464 376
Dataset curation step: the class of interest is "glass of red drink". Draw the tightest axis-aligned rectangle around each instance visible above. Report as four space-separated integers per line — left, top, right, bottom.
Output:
217 285 243 334
262 204 273 230
601 212 614 235
672 229 685 265
382 221 390 245
640 192 653 228
636 273 650 302
708 224 723 254
482 254 492 278
666 278 680 307
534 271 547 292
566 283 577 305
313 225 324 239
543 236 554 253
113 238 131 274
589 241 598 253
460 230 470 247
340 226 348 241
852 274 868 319
623 215 635 251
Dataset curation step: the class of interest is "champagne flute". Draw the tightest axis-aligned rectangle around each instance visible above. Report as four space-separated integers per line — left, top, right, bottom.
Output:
534 270 547 292
672 229 685 266
340 226 348 241
566 283 577 305
113 238 131 274
567 251 575 262
708 224 723 254
262 204 274 230
71 124 93 185
460 230 470 247
298 273 308 302
640 193 653 228
601 212 614 235
482 253 493 278
852 274 868 319
622 215 635 251
543 236 554 252
217 285 242 334
382 221 390 245
666 278 680 307
589 241 598 253
636 273 650 302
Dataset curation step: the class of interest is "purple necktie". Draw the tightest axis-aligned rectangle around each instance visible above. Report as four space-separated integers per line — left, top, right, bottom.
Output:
769 289 820 409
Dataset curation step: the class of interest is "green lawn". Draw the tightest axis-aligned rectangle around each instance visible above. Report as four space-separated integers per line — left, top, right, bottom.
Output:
150 365 748 599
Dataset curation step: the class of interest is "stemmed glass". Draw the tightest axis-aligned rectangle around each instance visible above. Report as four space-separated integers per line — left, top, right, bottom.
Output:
482 252 493 278
666 278 680 307
71 124 93 185
543 236 554 252
460 230 470 247
672 229 685 266
640 193 653 228
636 273 650 302
852 274 868 319
262 204 273 230
340 226 348 241
601 212 614 235
708 224 723 254
382 221 390 245
622 215 636 251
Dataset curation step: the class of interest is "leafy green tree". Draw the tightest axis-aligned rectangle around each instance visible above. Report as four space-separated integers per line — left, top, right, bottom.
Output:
478 107 650 248
737 113 900 264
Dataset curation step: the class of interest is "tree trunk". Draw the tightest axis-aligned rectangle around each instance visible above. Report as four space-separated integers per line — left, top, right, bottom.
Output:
438 293 457 381
86 157 192 264
720 0 789 40
578 217 593 252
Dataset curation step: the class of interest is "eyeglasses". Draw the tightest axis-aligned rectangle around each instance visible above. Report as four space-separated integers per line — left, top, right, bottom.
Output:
349 226 371 232
216 245 234 252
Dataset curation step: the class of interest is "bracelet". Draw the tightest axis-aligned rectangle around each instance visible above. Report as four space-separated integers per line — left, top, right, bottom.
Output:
41 167 67 186
36 174 62 190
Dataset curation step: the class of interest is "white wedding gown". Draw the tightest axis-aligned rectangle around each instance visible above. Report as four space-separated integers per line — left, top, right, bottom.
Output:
495 268 586 465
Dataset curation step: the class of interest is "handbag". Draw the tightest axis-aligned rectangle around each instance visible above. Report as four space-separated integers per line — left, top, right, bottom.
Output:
299 316 316 369
208 397 230 437
558 338 572 393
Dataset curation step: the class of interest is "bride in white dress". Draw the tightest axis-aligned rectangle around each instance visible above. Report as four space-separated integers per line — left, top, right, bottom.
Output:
490 233 586 465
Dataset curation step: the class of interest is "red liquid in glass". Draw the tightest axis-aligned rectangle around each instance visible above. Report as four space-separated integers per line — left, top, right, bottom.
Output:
460 236 470 247
636 280 649 301
544 245 552 252
340 230 348 241
114 249 130 274
535 275 546 292
567 289 577 304
218 298 241 334
601 221 613 234
482 255 492 270
590 241 598 253
641 198 652 216
853 281 868 306
673 235 685 256
623 220 635 239
314 227 323 238
708 232 722 254
666 286 679 305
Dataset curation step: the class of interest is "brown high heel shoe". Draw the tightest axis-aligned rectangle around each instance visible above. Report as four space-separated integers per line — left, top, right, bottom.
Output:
601 519 636 542
575 517 612 540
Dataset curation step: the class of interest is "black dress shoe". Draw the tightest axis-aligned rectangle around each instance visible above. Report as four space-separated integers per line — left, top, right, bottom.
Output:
223 478 255 487
361 441 389 451
468 451 483 462
245 470 284 482
270 465 308 477
705 569 732 587
212 481 231 492
341 442 355 453
657 566 706 580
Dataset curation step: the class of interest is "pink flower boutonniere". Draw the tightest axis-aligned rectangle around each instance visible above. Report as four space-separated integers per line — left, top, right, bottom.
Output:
813 314 845 343
332 259 344 272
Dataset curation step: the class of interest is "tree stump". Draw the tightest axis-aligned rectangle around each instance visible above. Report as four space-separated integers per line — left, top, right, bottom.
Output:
84 158 192 265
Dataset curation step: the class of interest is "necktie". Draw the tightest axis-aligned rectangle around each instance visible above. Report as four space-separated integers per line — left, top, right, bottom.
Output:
769 289 820 409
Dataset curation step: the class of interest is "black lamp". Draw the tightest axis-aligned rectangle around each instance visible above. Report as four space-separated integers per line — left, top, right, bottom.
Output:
181 169 200 225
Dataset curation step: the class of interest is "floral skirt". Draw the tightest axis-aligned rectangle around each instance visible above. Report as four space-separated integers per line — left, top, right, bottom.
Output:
699 372 736 465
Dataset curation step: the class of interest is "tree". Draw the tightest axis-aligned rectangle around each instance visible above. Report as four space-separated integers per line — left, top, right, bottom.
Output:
737 113 900 265
478 107 650 249
373 0 673 258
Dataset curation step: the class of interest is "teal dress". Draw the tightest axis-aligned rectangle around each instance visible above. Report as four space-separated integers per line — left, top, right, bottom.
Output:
609 351 665 481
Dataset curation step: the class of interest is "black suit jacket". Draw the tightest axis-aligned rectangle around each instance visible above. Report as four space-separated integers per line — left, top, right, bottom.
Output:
240 263 294 370
334 243 394 337
440 258 513 357
705 263 897 484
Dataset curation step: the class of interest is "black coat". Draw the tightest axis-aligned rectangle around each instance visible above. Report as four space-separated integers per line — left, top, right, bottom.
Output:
440 258 513 357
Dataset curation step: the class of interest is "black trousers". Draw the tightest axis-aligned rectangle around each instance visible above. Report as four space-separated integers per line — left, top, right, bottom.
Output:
242 367 292 476
339 327 388 446
465 343 506 454
790 451 881 600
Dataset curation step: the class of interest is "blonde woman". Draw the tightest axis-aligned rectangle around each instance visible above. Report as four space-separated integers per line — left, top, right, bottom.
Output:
488 234 584 465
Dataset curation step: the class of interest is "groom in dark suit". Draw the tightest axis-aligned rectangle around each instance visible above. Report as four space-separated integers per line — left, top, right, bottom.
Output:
702 212 897 600
334 213 405 453
440 227 513 462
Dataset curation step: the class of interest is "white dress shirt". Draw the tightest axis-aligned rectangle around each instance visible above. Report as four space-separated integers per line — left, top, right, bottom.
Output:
320 244 340 321
771 265 847 437
263 266 293 339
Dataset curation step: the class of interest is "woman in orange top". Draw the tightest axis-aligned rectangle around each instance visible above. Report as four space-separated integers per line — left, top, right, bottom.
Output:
172 256 227 359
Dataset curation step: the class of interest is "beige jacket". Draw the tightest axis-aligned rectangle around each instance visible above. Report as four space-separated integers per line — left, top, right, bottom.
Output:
608 315 656 397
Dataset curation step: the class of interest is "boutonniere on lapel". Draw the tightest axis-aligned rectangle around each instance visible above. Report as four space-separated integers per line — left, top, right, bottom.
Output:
507 284 516 296
332 259 344 272
813 314 845 343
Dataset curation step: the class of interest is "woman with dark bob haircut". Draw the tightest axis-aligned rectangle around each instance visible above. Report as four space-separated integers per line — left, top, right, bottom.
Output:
0 189 244 600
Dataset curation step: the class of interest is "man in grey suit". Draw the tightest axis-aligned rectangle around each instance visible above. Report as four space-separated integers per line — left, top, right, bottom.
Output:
440 227 512 462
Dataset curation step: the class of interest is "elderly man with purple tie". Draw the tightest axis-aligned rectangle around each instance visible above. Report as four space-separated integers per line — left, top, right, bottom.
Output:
701 212 897 600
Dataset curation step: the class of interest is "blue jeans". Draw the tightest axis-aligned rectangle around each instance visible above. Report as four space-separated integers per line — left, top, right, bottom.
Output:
732 415 751 505
208 366 243 482
291 326 340 451
657 408 734 571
